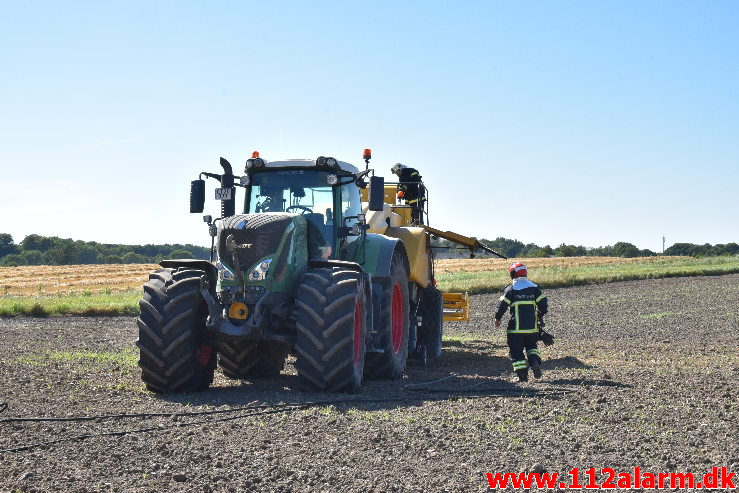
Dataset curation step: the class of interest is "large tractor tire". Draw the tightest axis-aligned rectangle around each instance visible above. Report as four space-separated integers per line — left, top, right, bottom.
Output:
364 250 410 380
218 339 288 379
293 267 367 392
136 268 215 393
419 285 443 359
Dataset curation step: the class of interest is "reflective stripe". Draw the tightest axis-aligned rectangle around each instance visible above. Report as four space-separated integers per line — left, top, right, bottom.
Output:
500 296 512 305
507 329 539 334
407 199 418 204
527 349 540 356
511 301 537 306
512 360 528 369
536 294 546 302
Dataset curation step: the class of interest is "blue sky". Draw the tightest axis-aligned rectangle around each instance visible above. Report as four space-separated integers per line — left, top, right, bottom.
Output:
1 1 737 253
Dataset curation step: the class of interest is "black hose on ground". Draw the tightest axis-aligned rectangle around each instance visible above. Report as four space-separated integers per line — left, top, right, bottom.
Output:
0 381 579 454
0 383 577 425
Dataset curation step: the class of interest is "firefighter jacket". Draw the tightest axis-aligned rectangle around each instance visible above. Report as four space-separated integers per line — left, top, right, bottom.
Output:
396 167 426 204
494 277 548 333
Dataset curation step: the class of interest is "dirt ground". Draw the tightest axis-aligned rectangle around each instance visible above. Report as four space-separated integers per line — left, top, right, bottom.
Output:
1 274 737 492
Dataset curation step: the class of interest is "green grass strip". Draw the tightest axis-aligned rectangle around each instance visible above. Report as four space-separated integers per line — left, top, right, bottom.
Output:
0 290 140 317
18 349 138 367
436 256 739 294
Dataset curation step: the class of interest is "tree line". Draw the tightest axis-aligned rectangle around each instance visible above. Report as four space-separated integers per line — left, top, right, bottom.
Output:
433 236 739 259
1 233 736 267
0 233 210 267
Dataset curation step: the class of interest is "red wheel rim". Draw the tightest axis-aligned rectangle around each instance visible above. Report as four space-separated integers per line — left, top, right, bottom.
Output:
197 345 213 367
391 282 403 353
353 300 362 367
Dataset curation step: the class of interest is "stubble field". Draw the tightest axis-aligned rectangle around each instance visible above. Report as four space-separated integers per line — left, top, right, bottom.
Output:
1 274 737 492
2 256 733 296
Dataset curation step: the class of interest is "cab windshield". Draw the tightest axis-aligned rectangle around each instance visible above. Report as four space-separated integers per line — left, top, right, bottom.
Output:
246 169 337 242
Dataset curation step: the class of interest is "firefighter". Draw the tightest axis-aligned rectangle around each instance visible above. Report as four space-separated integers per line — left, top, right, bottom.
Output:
494 262 548 382
391 163 426 225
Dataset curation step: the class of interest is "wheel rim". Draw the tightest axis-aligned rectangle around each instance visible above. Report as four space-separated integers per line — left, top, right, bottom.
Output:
391 282 403 354
197 344 213 367
353 300 362 368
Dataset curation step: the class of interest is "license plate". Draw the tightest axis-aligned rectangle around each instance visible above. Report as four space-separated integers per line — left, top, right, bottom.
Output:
215 188 232 200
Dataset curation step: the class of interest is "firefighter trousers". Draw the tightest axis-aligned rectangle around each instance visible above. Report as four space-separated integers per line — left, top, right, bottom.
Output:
506 332 541 372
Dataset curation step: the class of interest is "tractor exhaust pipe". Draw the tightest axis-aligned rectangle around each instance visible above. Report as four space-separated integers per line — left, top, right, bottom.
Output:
219 157 235 218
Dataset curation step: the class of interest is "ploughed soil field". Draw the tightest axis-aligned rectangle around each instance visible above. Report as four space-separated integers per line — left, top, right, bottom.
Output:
1 274 737 492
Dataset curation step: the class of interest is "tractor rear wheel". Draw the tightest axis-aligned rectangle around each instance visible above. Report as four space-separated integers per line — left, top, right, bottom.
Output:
136 268 215 393
364 250 410 380
419 285 443 359
218 339 288 379
294 267 367 392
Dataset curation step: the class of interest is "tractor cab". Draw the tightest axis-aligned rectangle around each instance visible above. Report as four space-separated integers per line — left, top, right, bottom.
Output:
242 159 364 261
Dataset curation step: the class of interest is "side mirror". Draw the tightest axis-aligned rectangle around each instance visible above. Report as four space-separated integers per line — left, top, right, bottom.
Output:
368 176 385 211
203 215 212 224
190 180 205 213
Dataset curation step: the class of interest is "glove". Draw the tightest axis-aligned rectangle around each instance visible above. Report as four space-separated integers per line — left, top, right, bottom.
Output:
539 329 555 346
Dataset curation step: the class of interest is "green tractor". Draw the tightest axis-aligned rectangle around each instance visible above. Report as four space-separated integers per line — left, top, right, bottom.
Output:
136 151 445 393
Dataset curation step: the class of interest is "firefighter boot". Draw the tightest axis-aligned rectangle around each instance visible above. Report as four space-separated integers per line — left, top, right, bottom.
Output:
516 369 529 382
530 360 543 379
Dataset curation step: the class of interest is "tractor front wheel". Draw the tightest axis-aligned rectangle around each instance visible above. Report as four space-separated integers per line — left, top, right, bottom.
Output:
293 267 367 392
136 268 215 393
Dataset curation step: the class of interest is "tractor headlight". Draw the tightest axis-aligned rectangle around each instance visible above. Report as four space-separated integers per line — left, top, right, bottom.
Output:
216 261 235 281
239 175 250 186
326 174 338 185
249 258 272 281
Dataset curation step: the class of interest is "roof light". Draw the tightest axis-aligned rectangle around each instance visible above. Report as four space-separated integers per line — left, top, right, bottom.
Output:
327 174 338 185
363 148 372 160
252 151 260 158
246 158 265 169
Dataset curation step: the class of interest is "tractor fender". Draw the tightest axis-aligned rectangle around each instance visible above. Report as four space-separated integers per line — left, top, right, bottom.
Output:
307 259 364 273
362 234 408 279
159 259 218 291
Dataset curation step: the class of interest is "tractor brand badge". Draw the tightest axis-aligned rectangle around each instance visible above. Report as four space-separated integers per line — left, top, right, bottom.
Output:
236 219 248 229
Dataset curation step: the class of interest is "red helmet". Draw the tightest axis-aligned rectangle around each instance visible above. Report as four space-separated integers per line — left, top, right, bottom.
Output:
509 262 528 278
